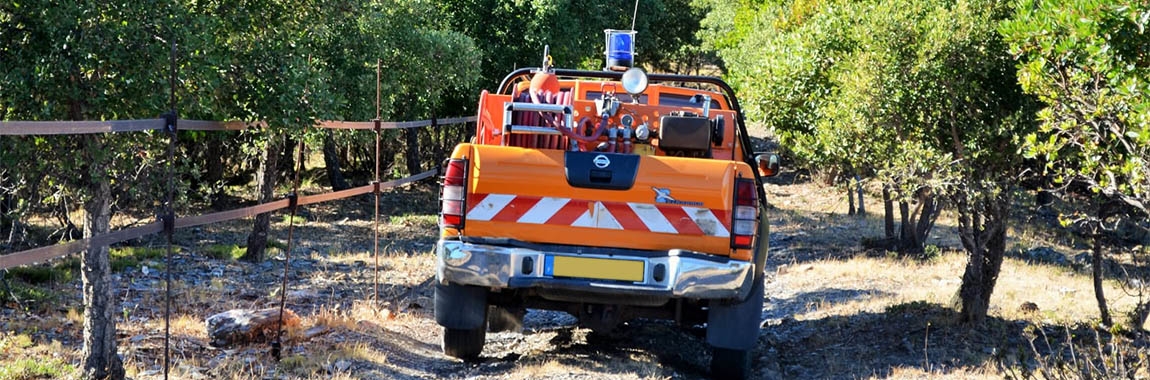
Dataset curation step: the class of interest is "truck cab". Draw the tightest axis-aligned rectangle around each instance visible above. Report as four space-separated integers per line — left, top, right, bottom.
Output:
434 40 777 379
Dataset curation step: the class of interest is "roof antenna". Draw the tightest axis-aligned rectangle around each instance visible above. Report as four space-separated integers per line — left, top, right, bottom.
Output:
630 0 640 31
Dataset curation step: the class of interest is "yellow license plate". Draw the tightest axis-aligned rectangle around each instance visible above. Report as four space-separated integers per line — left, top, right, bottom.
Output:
546 256 645 282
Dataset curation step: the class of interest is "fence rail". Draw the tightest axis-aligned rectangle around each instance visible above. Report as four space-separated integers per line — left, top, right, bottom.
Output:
0 115 473 270
0 116 476 134
0 119 167 135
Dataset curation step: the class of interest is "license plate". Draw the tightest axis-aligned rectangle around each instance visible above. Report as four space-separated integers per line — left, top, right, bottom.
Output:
544 256 645 282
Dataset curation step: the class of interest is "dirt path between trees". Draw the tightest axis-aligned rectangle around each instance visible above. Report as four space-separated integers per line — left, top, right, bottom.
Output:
4 180 1123 379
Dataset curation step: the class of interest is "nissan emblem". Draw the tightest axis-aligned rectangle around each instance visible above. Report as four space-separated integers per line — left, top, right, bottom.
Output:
593 154 610 169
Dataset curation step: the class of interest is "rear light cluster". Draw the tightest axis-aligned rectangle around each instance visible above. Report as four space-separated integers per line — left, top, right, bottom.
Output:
731 178 758 249
440 158 469 228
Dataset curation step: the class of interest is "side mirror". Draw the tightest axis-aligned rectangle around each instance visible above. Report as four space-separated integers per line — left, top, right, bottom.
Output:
756 153 780 177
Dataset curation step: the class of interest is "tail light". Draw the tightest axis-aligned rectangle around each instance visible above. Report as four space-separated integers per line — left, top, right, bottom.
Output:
440 158 469 228
731 178 758 249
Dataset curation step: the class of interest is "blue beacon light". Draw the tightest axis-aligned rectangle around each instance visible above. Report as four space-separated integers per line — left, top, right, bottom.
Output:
604 29 636 70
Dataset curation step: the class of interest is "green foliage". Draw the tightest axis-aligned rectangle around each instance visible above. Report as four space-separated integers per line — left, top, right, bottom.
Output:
1001 0 1149 211
281 214 307 225
108 246 168 272
203 244 245 261
0 358 74 380
0 279 60 306
3 257 79 286
700 0 1035 321
4 266 71 285
703 0 1029 186
885 300 940 315
0 0 486 245
0 0 187 233
0 333 35 353
922 244 943 260
439 0 711 89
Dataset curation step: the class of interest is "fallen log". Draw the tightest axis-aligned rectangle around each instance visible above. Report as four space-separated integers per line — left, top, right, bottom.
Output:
205 308 301 348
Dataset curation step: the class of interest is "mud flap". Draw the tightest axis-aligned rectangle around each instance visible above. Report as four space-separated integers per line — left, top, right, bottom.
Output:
705 275 764 350
435 283 488 330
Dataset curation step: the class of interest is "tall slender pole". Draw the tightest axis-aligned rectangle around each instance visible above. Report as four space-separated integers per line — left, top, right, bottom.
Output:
631 0 640 31
373 59 382 303
163 36 177 380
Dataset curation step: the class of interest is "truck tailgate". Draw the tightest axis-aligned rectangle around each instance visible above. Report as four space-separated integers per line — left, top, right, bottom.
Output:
455 144 752 256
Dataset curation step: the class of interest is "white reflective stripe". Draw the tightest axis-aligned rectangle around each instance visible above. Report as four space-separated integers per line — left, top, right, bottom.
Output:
684 206 730 237
629 203 677 234
467 194 515 221
593 202 623 230
518 197 570 224
571 209 594 228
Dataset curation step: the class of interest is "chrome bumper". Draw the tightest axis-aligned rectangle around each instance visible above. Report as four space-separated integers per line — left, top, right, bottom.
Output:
436 239 754 300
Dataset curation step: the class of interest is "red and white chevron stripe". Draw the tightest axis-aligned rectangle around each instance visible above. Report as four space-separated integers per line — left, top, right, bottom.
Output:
466 193 731 237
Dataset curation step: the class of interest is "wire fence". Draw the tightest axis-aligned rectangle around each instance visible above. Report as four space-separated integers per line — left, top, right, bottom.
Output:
0 39 479 377
0 116 471 270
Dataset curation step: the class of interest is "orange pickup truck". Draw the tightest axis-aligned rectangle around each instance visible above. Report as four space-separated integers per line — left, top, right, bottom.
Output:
434 45 777 379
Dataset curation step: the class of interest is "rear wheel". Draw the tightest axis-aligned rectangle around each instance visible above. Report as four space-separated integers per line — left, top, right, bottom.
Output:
706 276 764 380
435 283 489 360
442 327 486 359
711 347 753 379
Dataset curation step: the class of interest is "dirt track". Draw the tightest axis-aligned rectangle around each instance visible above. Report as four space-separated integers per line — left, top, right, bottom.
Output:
4 180 1071 379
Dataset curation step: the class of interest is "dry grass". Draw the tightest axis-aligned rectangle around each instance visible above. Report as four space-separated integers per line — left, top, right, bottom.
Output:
879 364 999 379
767 180 1136 325
774 253 1137 325
511 359 663 380
310 300 395 332
510 353 667 380
0 332 76 380
761 180 1150 378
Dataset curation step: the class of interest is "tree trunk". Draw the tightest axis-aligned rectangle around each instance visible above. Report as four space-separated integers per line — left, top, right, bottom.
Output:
242 133 282 262
430 114 445 167
899 200 915 251
856 176 865 216
405 127 421 176
279 135 296 183
1132 301 1150 335
1 175 10 235
80 136 124 380
1093 232 1112 326
883 185 895 239
322 129 350 191
847 178 856 216
956 192 1009 324
464 120 475 143
204 135 225 208
914 194 938 245
894 190 940 254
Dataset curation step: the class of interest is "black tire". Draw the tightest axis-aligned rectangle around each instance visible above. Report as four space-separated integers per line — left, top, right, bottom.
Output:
442 327 486 360
711 347 753 380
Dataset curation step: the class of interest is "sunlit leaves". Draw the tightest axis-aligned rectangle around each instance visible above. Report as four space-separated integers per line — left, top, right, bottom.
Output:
701 0 1030 199
1002 0 1150 206
0 0 483 229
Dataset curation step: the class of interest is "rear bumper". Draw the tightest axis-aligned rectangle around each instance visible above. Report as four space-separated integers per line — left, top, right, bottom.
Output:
435 239 754 300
